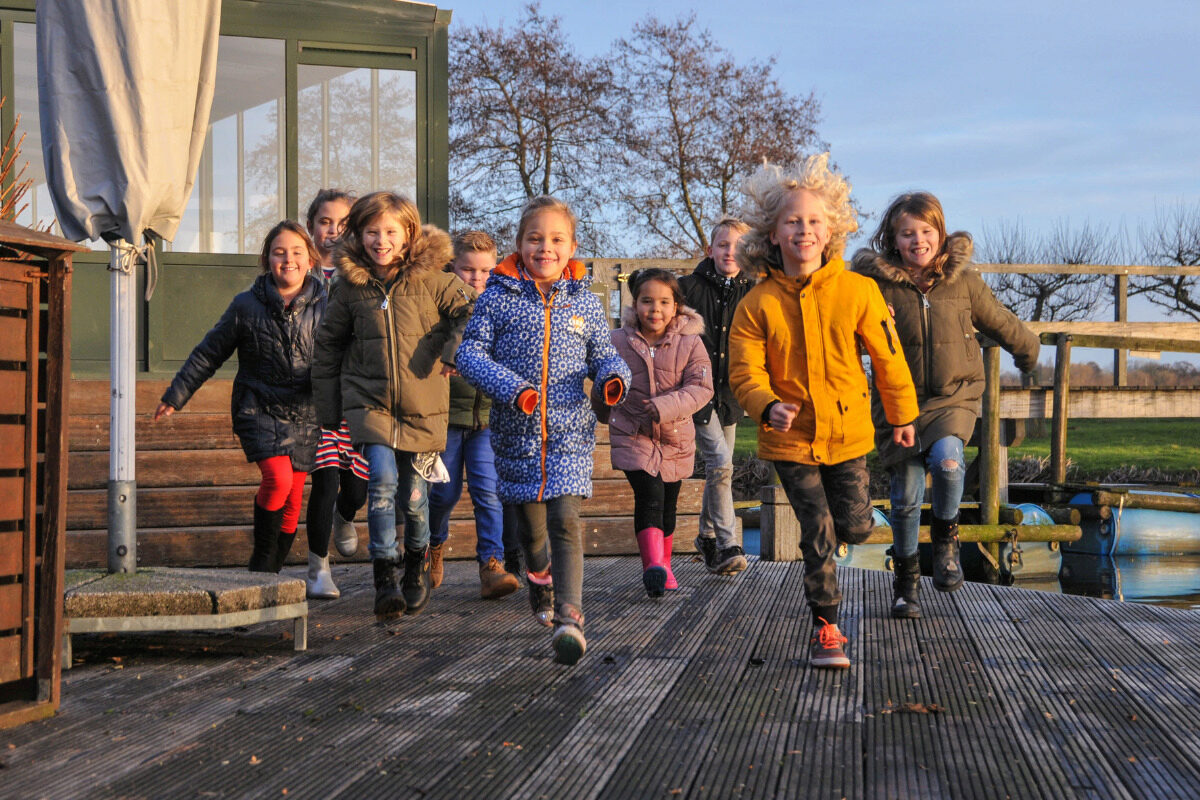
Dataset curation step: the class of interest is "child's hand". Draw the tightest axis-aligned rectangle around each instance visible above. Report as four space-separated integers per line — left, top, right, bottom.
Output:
153 402 175 422
440 364 459 377
642 398 660 421
892 424 916 447
767 402 800 431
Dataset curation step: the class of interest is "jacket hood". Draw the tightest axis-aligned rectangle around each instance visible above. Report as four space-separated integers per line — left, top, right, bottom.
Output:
489 253 591 292
850 231 973 287
619 304 705 338
693 257 754 286
335 224 453 287
252 270 321 311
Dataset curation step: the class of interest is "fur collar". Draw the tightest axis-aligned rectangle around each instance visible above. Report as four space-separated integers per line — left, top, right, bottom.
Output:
850 231 973 287
334 224 453 287
620 304 705 338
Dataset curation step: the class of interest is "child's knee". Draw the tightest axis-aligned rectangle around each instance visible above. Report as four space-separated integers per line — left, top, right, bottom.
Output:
836 521 874 546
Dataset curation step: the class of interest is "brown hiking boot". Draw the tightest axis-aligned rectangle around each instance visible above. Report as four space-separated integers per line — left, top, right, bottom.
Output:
479 557 520 599
429 542 445 589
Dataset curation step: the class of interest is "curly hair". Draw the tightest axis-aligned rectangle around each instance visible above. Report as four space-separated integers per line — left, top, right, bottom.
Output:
870 191 952 276
736 152 858 276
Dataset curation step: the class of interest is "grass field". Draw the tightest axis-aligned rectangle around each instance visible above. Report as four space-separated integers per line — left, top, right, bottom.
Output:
733 418 1200 481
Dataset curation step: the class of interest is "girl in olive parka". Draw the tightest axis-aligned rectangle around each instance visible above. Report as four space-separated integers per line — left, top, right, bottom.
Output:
852 192 1039 617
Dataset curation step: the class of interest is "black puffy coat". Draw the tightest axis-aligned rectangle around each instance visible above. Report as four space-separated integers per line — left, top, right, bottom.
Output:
679 257 755 426
161 272 326 471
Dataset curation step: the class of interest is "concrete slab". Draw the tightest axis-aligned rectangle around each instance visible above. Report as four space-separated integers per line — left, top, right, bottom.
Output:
64 568 305 619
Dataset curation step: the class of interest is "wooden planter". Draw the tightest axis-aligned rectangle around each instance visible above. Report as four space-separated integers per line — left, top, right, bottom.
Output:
0 221 81 729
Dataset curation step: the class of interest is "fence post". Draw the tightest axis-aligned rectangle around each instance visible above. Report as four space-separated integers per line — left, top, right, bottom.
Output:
979 346 1001 527
1051 333 1072 484
759 485 801 561
1114 273 1128 386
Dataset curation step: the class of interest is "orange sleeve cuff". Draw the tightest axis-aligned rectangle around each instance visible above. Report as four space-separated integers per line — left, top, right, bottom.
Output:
603 377 624 406
516 388 539 415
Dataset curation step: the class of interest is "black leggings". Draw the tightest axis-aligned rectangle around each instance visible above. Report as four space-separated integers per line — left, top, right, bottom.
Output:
304 466 368 557
623 470 681 535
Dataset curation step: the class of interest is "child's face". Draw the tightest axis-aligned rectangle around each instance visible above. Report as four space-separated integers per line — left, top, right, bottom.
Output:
308 199 352 264
452 250 497 294
635 279 677 340
893 212 941 271
707 227 743 277
267 229 312 294
519 210 577 286
770 190 830 275
361 212 408 272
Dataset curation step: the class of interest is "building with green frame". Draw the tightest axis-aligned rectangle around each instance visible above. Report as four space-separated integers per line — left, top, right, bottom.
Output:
0 0 450 376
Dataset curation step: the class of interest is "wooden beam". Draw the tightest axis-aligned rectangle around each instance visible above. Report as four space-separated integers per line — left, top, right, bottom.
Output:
1090 491 1200 514
865 524 1081 545
976 263 1200 276
979 347 1002 525
1050 334 1072 484
998 386 1200 419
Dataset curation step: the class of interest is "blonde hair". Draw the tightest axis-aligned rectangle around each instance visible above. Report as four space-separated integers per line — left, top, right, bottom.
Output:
341 191 422 268
737 152 858 276
452 230 498 260
870 192 951 275
515 196 577 250
709 215 750 246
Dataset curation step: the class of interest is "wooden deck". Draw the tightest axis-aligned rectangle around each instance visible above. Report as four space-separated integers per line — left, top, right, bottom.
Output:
5 557 1200 799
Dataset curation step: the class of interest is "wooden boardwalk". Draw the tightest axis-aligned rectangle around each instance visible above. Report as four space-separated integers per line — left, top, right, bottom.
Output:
5 556 1200 799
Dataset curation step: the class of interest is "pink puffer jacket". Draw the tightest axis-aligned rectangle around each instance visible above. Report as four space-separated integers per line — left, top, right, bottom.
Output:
599 306 713 482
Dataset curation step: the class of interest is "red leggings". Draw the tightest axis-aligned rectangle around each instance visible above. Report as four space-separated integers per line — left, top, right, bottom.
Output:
256 456 307 533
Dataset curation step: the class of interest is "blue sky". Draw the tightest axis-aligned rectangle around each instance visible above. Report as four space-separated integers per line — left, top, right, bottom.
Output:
444 0 1200 254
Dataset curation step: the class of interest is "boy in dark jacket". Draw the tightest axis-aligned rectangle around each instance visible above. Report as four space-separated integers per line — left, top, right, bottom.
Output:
679 216 754 575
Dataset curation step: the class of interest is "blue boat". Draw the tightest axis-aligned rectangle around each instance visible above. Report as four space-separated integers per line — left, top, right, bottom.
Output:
1068 490 1200 555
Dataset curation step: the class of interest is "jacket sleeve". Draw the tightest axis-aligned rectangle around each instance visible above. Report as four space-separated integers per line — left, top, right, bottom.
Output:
584 296 631 402
727 294 776 422
967 272 1041 373
429 273 477 367
857 281 920 427
160 298 240 411
312 282 353 429
455 290 535 406
651 336 714 424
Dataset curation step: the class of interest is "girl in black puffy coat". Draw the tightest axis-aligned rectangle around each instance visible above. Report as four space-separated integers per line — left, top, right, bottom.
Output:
155 220 327 573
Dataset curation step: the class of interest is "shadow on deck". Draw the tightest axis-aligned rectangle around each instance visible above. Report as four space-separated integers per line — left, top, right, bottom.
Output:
4 556 1200 799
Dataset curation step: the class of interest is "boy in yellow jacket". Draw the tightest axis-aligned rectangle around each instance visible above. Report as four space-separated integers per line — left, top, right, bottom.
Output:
729 153 918 669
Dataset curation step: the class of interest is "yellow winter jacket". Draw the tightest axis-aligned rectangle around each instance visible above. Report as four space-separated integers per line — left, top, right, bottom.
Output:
729 258 918 465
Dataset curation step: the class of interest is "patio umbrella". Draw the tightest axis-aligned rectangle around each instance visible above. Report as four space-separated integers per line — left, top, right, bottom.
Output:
37 0 221 572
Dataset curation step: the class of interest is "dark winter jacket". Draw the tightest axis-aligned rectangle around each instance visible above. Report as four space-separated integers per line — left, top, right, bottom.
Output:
312 225 473 453
448 374 492 429
456 255 631 504
600 306 713 483
679 257 755 426
851 233 1040 467
161 272 326 471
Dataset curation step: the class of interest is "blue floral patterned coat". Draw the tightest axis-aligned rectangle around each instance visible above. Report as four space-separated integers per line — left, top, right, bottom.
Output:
456 255 630 504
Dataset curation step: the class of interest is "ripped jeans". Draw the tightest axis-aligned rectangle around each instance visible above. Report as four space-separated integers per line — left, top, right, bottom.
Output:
888 435 966 559
363 444 430 560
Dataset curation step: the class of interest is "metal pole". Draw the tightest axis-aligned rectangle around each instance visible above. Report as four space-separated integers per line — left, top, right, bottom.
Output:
108 243 137 573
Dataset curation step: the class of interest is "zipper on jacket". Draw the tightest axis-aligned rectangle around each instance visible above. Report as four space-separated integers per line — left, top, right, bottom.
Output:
376 278 400 448
536 284 555 502
920 292 934 392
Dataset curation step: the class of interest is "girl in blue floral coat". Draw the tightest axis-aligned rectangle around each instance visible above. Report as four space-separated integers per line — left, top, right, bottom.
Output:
456 196 630 666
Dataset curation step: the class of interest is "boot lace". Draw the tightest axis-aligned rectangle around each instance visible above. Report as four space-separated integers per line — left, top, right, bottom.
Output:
815 618 847 649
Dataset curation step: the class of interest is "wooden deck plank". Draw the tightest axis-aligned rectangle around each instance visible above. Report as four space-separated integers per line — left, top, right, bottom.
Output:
4 560 1200 799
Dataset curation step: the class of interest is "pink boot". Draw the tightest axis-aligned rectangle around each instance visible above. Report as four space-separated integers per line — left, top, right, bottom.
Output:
636 527 667 597
663 533 678 590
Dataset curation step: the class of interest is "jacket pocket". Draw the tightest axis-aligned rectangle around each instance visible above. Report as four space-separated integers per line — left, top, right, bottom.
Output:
961 311 979 363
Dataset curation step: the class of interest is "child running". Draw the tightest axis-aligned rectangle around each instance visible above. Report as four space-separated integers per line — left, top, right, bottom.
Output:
728 153 919 669
427 231 522 600
312 192 474 621
599 268 712 597
457 196 631 666
302 188 366 600
155 221 326 574
852 192 1038 616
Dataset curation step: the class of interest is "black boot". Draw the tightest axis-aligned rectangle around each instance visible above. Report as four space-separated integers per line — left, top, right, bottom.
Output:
890 553 922 618
402 546 432 615
372 558 406 620
250 503 284 573
271 531 297 573
931 514 964 593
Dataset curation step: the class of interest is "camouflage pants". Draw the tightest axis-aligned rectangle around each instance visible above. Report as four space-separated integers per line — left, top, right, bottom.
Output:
773 457 873 616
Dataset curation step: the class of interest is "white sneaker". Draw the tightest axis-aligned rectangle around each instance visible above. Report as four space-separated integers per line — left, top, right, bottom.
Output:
551 624 587 665
412 451 450 483
306 552 340 599
333 510 358 557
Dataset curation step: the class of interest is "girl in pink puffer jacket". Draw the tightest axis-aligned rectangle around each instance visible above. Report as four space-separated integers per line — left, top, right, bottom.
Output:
598 268 713 597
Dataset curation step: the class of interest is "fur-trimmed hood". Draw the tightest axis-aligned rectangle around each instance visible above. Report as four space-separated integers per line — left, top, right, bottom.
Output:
850 231 973 287
619 304 705 338
334 224 453 287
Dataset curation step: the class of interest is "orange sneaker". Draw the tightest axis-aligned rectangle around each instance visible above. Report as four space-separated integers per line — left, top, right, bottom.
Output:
809 618 850 669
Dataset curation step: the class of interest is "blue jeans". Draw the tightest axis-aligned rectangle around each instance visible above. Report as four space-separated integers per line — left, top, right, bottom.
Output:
888 435 966 558
363 444 430 560
428 426 510 563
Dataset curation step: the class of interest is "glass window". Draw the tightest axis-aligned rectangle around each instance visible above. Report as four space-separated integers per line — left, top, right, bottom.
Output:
297 65 417 209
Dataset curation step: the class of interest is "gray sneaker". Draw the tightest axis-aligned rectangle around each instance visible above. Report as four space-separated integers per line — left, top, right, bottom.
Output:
333 509 358 557
715 545 748 575
693 535 720 572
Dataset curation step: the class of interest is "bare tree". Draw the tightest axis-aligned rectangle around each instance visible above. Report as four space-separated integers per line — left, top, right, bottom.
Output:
979 219 1112 321
1133 201 1200 320
448 3 615 252
609 15 822 257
